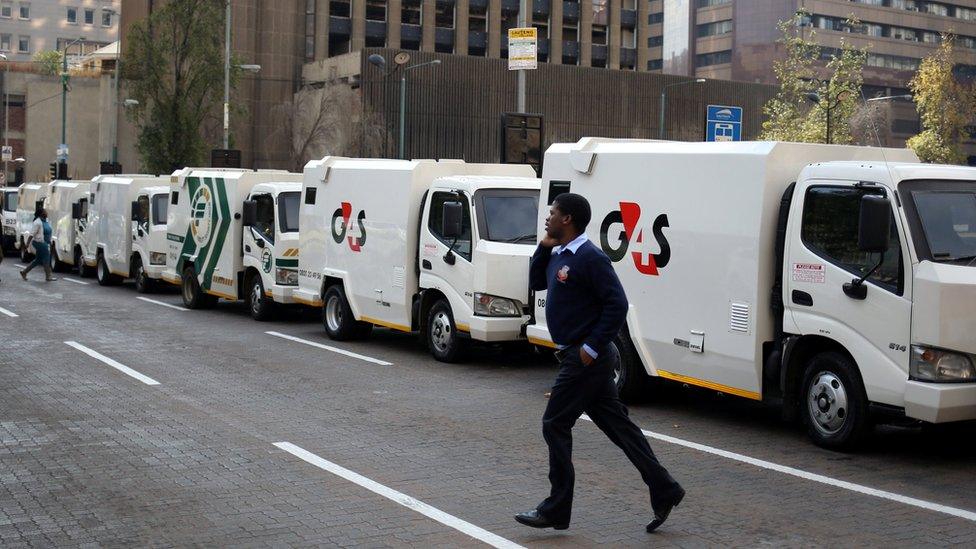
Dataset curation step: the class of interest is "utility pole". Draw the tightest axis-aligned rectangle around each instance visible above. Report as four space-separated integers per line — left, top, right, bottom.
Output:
517 0 528 113
223 0 231 149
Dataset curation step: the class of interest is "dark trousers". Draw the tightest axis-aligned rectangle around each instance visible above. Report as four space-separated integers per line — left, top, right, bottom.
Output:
536 343 681 524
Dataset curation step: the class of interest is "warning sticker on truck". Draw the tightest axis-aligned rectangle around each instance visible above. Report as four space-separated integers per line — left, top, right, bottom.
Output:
792 263 825 284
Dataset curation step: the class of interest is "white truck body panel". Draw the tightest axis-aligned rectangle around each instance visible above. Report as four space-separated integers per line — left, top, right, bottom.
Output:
2 188 19 250
86 175 170 277
163 168 301 301
132 186 172 281
296 157 538 341
241 181 303 304
528 139 917 402
15 182 50 249
47 180 90 266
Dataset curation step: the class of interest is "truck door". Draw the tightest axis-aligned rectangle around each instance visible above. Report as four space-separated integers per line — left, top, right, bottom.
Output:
133 194 150 249
786 182 912 404
421 191 476 323
244 193 276 277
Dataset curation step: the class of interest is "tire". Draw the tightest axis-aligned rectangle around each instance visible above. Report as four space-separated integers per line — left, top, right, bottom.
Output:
426 299 467 363
51 246 70 273
133 257 153 294
76 248 94 278
322 285 371 340
800 351 871 451
20 240 30 263
248 275 275 321
615 329 653 403
96 254 122 286
180 265 217 309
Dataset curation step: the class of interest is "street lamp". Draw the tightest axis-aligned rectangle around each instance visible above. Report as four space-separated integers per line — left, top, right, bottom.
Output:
806 89 851 145
659 78 705 140
866 94 913 103
60 36 87 164
1 53 9 182
397 59 440 159
222 54 261 150
367 54 392 157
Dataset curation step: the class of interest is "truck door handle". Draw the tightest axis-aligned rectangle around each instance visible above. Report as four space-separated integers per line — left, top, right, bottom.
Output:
791 290 813 307
422 259 432 270
245 245 251 253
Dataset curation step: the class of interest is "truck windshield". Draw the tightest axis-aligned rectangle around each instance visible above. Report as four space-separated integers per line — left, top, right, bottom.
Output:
475 190 539 243
278 192 300 233
3 191 17 212
902 181 976 264
152 194 168 225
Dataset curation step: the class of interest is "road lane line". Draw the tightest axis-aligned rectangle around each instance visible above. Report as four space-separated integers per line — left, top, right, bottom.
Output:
64 341 160 386
0 306 18 318
580 415 976 522
137 296 187 311
62 277 89 285
273 442 524 549
265 331 392 366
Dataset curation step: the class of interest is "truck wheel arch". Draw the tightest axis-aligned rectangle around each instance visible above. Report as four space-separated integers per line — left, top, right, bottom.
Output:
781 335 861 419
418 288 447 334
320 276 344 300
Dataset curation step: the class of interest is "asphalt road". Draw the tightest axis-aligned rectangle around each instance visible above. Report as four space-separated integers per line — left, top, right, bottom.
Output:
1 258 975 547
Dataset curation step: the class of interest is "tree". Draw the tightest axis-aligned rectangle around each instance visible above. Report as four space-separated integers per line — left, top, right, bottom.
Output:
761 11 867 144
33 50 63 76
906 35 973 164
123 0 237 174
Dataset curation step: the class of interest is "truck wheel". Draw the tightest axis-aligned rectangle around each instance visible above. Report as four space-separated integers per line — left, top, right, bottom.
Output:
323 285 371 340
76 248 94 278
20 241 30 263
96 255 122 286
51 247 70 273
248 276 275 321
133 257 153 294
801 352 871 451
615 330 652 403
427 299 467 363
181 266 217 309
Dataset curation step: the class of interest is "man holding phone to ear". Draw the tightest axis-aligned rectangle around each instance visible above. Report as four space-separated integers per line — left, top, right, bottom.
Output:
515 193 685 534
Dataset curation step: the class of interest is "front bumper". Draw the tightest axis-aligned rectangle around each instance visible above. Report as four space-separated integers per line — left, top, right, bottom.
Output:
466 315 528 343
904 380 976 423
144 263 166 280
270 284 297 304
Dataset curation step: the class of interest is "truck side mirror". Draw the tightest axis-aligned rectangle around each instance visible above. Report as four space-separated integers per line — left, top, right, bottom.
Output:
242 200 257 227
35 199 44 211
858 194 891 253
131 201 142 223
442 201 463 239
71 203 82 220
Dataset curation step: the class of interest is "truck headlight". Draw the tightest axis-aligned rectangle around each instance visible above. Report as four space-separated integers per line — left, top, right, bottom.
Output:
910 346 976 383
275 268 298 286
150 252 167 265
2 225 13 236
473 293 521 317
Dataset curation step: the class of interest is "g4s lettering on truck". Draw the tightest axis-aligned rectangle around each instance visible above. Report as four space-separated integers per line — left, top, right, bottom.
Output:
599 201 671 276
331 202 367 252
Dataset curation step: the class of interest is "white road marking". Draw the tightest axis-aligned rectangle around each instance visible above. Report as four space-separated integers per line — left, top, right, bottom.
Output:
580 415 976 523
64 341 160 386
136 296 187 311
0 306 18 318
61 277 89 285
15 264 27 268
265 331 392 366
274 442 524 549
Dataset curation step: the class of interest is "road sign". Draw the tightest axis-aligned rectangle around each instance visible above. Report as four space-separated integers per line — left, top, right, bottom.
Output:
508 27 538 71
705 105 743 142
1 146 11 162
57 144 69 161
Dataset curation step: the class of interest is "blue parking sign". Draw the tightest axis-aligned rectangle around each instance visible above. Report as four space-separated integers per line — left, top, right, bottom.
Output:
706 105 742 142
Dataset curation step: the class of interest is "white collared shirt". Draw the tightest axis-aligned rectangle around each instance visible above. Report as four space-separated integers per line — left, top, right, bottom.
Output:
551 233 589 256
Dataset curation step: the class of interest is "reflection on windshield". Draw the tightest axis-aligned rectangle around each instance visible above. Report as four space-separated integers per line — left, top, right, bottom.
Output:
278 192 300 233
3 192 17 212
913 190 976 262
482 195 538 243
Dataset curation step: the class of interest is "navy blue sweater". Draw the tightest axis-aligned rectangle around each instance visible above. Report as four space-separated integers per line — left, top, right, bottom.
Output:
530 239 628 354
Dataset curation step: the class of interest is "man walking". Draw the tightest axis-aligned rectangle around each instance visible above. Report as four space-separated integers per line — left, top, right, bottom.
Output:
515 193 684 533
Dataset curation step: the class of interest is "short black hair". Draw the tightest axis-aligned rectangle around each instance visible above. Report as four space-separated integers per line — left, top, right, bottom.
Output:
553 193 591 233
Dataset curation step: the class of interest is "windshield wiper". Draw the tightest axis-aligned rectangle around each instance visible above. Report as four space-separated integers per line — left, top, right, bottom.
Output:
933 252 976 264
503 233 537 243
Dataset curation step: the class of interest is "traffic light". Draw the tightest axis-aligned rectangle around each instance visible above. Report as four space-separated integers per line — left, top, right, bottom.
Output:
50 162 68 180
49 163 57 179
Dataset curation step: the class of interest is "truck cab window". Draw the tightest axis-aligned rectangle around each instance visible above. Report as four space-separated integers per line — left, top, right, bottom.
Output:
3 191 17 212
137 195 150 225
801 186 903 293
152 194 168 226
252 193 275 243
278 192 300 233
78 198 88 218
428 192 472 261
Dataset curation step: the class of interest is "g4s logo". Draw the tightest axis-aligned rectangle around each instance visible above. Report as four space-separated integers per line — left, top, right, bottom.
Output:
599 202 671 276
332 202 367 252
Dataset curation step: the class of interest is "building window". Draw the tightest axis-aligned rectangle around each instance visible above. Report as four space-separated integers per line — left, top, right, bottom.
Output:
924 2 949 17
435 1 454 28
304 0 315 61
648 12 663 25
67 7 77 24
0 34 9 52
330 0 350 18
696 0 731 6
958 7 976 21
365 0 385 22
648 58 663 70
889 0 917 9
891 27 918 42
84 8 93 25
0 3 10 18
696 20 732 38
17 35 28 53
696 49 731 67
102 9 112 27
18 2 27 20
402 1 421 25
648 35 663 47
592 0 609 45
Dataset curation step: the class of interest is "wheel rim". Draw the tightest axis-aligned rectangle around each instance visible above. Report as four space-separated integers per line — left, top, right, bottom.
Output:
98 260 106 281
251 281 262 315
807 371 849 436
136 265 145 287
430 311 453 353
325 295 342 332
182 276 194 303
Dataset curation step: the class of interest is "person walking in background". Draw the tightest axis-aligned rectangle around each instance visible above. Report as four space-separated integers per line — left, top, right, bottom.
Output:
20 208 57 282
515 193 684 534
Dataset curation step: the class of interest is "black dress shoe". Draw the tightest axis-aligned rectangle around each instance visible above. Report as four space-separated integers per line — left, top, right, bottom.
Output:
646 486 685 533
514 510 569 530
